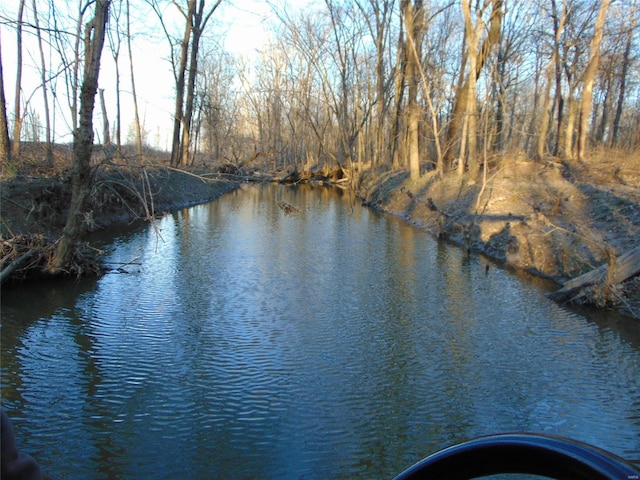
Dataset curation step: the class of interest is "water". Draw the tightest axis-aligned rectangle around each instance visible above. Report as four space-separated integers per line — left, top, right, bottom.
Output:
2 184 639 479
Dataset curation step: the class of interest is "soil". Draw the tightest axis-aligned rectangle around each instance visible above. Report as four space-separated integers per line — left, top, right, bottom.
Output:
358 151 640 321
1 164 239 282
1 167 239 238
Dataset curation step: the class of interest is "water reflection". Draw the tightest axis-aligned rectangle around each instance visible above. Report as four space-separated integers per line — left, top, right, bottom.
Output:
1 183 639 479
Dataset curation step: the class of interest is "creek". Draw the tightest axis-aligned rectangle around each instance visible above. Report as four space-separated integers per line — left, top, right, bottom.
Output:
2 183 639 479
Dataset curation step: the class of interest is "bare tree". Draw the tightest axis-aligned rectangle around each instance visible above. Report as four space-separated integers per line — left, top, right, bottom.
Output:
401 0 424 179
99 87 111 146
151 0 193 167
610 1 636 147
50 0 111 272
11 0 26 160
355 0 395 167
536 0 568 161
126 0 143 155
0 31 11 165
31 0 54 163
107 0 124 150
443 0 502 172
576 0 610 161
180 0 222 166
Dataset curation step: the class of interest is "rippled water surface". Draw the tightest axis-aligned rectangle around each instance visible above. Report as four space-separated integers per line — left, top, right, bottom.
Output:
2 184 640 479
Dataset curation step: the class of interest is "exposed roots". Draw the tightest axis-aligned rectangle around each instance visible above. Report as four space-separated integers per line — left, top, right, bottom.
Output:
0 234 103 285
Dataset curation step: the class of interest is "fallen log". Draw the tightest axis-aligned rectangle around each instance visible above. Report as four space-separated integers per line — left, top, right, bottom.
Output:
548 245 640 303
0 247 43 285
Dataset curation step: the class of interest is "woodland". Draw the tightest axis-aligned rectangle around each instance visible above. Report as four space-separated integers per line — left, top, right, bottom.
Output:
0 0 639 316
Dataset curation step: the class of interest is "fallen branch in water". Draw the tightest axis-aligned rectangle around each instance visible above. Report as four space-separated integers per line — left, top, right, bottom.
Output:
548 245 640 304
0 234 104 284
0 247 43 284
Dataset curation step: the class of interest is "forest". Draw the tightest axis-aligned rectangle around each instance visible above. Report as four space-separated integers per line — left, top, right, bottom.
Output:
2 0 638 171
0 0 639 315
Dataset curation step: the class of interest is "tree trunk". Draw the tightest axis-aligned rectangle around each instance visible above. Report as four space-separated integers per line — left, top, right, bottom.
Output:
610 3 634 147
0 36 10 165
11 0 25 160
170 0 194 167
461 0 480 174
563 92 577 159
178 0 222 167
126 0 143 155
443 0 502 171
549 246 640 303
114 57 121 150
356 0 392 167
536 57 555 161
390 17 406 170
32 0 53 164
595 73 612 144
99 88 110 147
402 0 424 180
576 0 610 162
50 0 111 273
180 12 201 167
537 0 566 160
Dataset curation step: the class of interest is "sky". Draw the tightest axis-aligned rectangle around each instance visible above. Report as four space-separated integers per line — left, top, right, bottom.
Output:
1 0 287 150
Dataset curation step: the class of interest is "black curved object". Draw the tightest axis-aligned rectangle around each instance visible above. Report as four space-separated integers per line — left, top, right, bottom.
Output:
393 433 640 480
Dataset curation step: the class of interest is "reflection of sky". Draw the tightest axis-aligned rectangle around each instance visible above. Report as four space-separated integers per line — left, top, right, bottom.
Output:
2 184 640 478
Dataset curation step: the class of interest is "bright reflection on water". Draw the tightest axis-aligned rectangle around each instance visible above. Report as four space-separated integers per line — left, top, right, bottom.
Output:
2 184 640 479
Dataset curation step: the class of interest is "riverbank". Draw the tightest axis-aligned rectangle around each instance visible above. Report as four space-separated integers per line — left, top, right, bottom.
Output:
1 167 239 237
2 155 639 319
358 153 640 320
1 165 239 282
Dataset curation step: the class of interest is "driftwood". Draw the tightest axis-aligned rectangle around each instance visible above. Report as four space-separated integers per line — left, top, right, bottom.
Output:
548 245 640 303
0 248 43 284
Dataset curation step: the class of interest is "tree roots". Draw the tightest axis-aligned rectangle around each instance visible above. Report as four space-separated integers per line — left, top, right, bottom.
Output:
0 234 103 285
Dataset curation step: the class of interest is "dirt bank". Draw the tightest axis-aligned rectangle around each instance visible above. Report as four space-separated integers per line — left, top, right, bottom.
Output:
359 153 640 320
1 167 239 238
2 156 639 319
1 166 239 282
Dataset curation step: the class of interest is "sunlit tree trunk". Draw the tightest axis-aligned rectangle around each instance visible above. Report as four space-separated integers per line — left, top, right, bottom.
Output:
402 0 424 179
390 18 406 170
107 1 123 151
576 0 610 161
443 0 502 171
461 0 481 174
537 0 567 161
50 0 111 273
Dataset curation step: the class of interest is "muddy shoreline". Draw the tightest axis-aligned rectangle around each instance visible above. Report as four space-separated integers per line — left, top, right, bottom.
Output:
0 167 240 238
2 160 639 320
357 158 640 321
